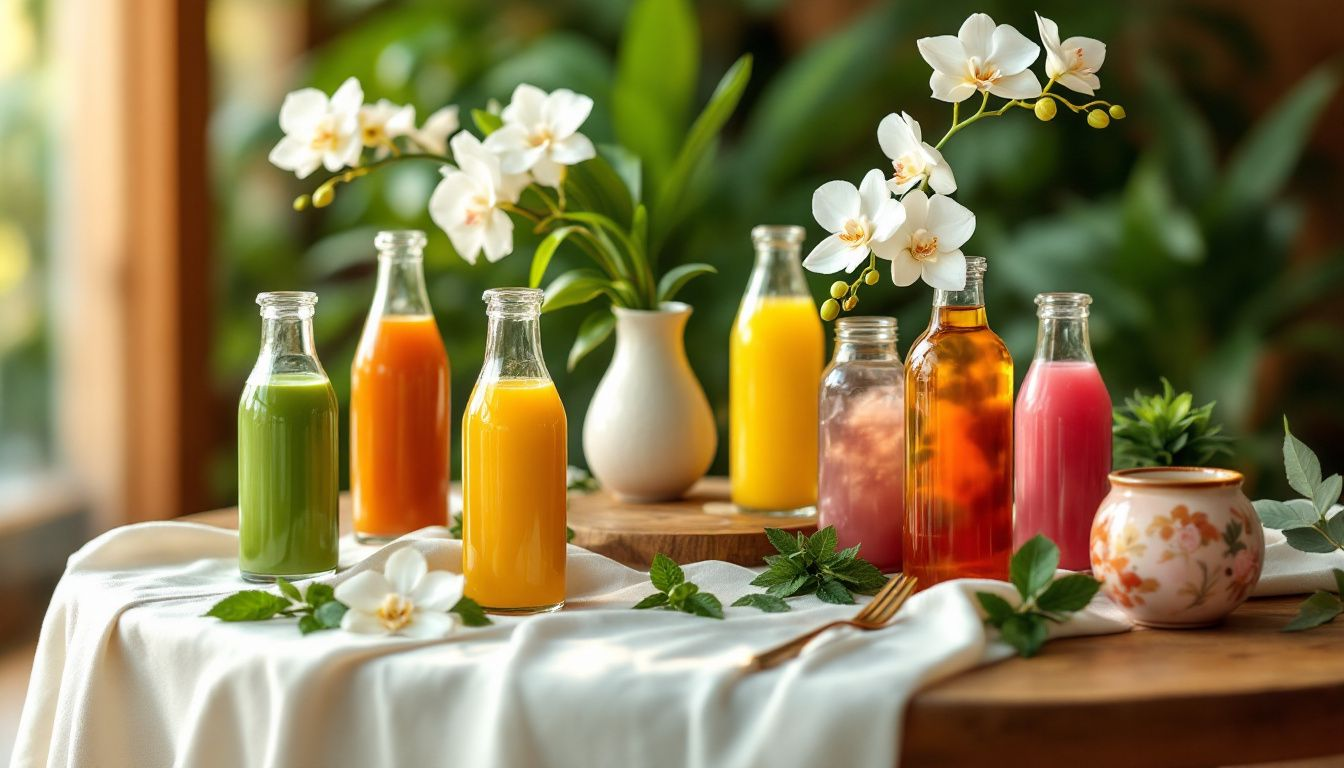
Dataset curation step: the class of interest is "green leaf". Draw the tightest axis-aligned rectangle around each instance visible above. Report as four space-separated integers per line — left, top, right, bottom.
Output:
314 600 347 629
1282 591 1344 632
633 593 670 610
763 527 802 556
975 592 1016 625
1283 418 1324 499
204 591 291 622
1141 63 1217 205
564 155 636 228
814 578 854 605
530 226 580 289
471 109 503 136
1283 526 1339 554
567 526 576 543
613 0 698 189
667 581 699 605
298 615 324 635
304 583 335 609
1333 568 1344 596
732 593 791 613
828 558 887 594
656 263 717 303
1010 535 1060 600
1035 575 1103 614
1211 64 1341 222
448 512 463 540
833 544 860 565
649 553 685 593
1327 511 1344 548
807 526 839 562
600 144 643 207
567 310 616 372
1315 474 1342 517
999 614 1049 658
542 269 615 313
1254 498 1321 530
451 597 492 627
651 54 752 256
683 591 724 619
276 578 301 603
765 575 810 598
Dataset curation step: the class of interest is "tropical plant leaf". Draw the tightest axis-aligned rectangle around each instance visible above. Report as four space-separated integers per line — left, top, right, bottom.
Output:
542 269 616 313
567 310 616 371
612 0 698 188
657 263 717 302
530 226 581 289
472 109 503 136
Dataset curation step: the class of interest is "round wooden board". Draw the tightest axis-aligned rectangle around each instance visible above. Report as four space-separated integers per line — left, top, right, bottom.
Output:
566 476 817 569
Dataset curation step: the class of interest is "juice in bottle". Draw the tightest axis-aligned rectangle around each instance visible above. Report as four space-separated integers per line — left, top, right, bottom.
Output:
462 288 567 613
351 230 451 541
238 292 339 581
1015 293 1112 570
730 225 824 514
904 257 1013 586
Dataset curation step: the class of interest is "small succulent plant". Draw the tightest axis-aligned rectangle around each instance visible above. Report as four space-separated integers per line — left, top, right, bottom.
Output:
1112 378 1234 468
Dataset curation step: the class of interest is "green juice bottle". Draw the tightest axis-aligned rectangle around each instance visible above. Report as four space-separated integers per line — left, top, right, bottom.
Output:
238 291 339 581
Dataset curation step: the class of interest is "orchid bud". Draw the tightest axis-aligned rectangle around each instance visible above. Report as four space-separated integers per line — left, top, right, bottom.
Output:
829 281 848 300
820 299 840 321
1034 99 1057 122
842 296 858 312
292 195 310 212
1108 104 1127 120
312 184 336 208
1087 109 1110 129
863 269 880 286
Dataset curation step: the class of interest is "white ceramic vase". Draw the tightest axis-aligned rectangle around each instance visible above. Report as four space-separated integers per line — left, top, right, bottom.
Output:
582 302 717 503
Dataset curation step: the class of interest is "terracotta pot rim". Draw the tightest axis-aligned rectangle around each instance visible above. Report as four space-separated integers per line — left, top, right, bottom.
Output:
1108 466 1244 489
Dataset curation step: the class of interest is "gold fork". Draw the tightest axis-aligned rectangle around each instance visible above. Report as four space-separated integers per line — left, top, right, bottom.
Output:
745 574 918 672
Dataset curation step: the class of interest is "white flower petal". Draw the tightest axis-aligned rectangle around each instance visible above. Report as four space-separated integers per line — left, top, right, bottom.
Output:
400 611 456 640
989 23 1040 75
930 71 977 103
529 156 565 187
1057 71 1100 96
811 180 860 233
330 77 364 116
481 208 515 262
410 571 466 612
903 112 923 143
544 89 594 138
857 169 890 220
498 171 530 203
876 112 915 161
1035 13 1062 51
449 225 484 266
988 70 1043 100
384 547 428 596
916 35 966 76
925 147 957 194
385 103 417 136
502 83 547 127
957 14 996 61
889 251 923 286
923 249 967 290
899 188 930 227
278 89 328 134
549 132 596 165
268 136 317 177
411 106 460 155
870 198 907 243
341 609 388 635
926 194 976 252
1065 36 1107 71
887 177 919 196
335 571 394 613
482 124 533 156
802 234 856 274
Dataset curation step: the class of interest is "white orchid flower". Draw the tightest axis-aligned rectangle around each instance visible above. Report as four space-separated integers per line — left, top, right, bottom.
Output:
877 112 956 195
803 169 906 275
1035 13 1106 96
917 13 1042 103
358 99 416 158
483 84 597 187
268 77 364 179
334 547 464 639
409 106 461 156
872 189 975 290
428 131 520 265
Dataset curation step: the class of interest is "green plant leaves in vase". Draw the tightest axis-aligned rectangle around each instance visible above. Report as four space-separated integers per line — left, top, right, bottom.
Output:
1112 378 1233 469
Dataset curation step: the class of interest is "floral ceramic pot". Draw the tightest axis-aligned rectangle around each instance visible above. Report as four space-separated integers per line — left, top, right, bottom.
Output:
1090 467 1263 629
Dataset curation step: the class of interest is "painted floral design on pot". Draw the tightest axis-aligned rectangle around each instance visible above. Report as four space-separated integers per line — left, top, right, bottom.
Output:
1090 467 1264 628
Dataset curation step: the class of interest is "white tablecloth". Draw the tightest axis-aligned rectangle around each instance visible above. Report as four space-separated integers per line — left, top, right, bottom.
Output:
11 522 1135 768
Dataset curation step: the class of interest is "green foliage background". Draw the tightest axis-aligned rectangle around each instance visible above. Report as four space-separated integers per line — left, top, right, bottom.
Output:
208 0 1344 504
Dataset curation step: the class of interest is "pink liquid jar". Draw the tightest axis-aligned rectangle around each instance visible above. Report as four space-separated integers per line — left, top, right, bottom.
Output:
819 317 904 571
1014 292 1112 570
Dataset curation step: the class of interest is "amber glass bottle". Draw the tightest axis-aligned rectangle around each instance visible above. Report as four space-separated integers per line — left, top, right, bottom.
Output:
903 257 1013 586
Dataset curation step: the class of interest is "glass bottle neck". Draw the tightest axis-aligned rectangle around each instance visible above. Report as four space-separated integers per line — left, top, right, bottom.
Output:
252 314 322 381
833 339 901 364
482 312 548 381
1034 316 1094 362
929 275 986 329
745 244 809 300
371 253 432 316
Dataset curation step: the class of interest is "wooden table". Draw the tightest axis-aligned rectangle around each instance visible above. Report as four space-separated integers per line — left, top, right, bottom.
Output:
188 495 1344 767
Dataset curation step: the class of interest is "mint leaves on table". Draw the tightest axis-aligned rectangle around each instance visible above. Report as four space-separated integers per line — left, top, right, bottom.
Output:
976 535 1102 659
632 553 724 619
734 526 889 612
450 512 574 543
206 579 348 635
1254 419 1344 632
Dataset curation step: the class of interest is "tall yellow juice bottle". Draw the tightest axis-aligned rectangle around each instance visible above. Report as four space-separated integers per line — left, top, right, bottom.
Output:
462 288 567 614
730 225 824 514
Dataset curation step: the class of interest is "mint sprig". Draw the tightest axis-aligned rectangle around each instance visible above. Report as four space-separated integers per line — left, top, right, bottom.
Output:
205 578 492 634
1284 569 1344 632
976 535 1102 658
632 553 724 619
736 526 888 611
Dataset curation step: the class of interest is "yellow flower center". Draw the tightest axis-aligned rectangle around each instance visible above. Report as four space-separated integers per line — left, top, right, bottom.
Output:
909 229 939 261
528 128 554 148
463 195 491 227
310 123 339 152
838 217 872 246
360 120 387 148
376 593 415 632
967 57 1001 90
892 156 920 185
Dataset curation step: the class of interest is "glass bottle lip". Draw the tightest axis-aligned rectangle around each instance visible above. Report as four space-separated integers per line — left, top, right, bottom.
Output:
835 315 898 343
1035 291 1091 318
964 256 987 276
256 291 317 318
751 225 805 247
483 287 543 317
375 229 428 257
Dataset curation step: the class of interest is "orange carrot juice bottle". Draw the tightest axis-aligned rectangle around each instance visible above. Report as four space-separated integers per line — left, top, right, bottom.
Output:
904 257 1013 586
729 225 824 515
462 288 567 614
351 230 451 542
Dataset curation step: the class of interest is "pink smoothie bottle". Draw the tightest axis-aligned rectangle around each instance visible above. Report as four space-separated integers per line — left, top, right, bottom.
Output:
818 317 904 571
1014 292 1112 571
